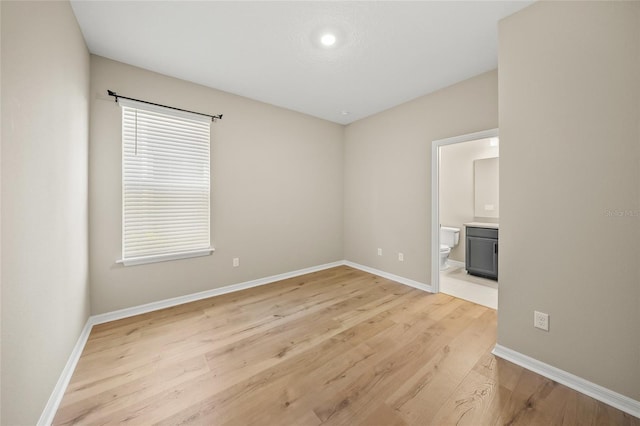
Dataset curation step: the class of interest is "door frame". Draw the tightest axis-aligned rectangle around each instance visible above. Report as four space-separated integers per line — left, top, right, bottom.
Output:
430 128 498 293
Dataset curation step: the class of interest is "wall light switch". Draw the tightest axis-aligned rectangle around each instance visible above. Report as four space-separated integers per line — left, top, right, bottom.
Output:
398 253 404 262
377 248 382 256
233 257 240 267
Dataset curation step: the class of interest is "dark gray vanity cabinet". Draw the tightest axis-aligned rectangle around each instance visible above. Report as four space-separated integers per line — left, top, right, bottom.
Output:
465 226 498 280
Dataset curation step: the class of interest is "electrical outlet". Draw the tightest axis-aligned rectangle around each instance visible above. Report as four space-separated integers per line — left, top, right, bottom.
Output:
534 311 549 331
398 253 404 262
377 248 382 256
233 257 240 267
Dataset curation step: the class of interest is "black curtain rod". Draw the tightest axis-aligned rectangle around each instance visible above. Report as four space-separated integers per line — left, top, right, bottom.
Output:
107 90 223 122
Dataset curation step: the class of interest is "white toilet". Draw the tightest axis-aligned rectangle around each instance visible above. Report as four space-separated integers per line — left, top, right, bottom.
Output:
440 226 460 270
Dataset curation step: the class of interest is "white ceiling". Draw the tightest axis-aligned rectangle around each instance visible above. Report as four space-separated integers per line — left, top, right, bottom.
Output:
70 1 532 125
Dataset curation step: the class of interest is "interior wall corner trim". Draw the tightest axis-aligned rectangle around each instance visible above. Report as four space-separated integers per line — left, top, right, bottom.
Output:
492 344 640 419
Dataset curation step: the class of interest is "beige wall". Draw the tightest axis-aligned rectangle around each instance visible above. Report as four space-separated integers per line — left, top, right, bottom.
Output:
1 2 90 424
0 3 3 423
344 71 498 283
90 56 344 314
439 138 499 262
499 1 640 400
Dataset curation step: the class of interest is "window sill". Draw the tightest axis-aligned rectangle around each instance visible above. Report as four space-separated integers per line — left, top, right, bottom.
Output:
117 248 214 267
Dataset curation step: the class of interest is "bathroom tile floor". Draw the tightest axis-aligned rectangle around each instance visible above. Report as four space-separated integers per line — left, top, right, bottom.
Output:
440 265 498 309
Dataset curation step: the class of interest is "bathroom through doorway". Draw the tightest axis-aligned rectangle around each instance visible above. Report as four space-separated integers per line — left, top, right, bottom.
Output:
431 129 499 309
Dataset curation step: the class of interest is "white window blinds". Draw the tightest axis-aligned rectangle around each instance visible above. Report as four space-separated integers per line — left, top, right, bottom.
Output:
119 99 212 266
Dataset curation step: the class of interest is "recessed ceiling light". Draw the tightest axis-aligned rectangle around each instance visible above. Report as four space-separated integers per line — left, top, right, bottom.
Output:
341 111 350 116
489 137 499 147
320 33 336 47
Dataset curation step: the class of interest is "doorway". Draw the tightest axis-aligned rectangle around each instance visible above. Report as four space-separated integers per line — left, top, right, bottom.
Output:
431 129 499 309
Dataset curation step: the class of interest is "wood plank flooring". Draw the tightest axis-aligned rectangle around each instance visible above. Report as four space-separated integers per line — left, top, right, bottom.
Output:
53 266 639 425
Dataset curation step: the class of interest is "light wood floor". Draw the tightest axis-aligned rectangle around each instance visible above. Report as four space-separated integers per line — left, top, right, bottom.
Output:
54 266 639 425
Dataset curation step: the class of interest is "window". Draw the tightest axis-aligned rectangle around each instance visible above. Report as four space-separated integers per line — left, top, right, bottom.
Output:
118 99 213 266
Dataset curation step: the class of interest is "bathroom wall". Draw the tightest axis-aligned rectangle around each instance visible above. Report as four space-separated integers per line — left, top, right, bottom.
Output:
439 139 499 262
474 157 499 219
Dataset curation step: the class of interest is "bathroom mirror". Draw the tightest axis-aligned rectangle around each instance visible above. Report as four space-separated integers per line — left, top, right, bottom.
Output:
474 157 499 218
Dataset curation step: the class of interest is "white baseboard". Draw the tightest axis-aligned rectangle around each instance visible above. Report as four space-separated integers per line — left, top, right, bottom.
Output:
95 260 433 328
343 261 433 293
492 344 640 419
91 260 345 325
37 320 93 426
446 259 465 269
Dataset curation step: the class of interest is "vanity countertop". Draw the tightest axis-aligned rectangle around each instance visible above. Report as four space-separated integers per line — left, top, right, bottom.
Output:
464 221 499 229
